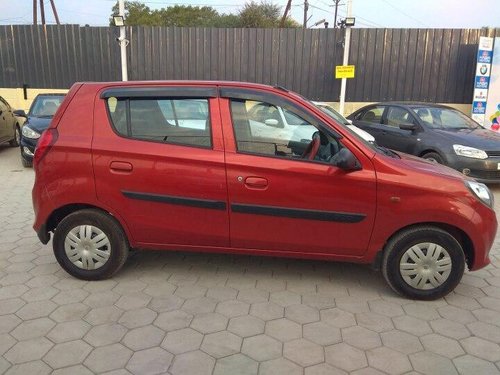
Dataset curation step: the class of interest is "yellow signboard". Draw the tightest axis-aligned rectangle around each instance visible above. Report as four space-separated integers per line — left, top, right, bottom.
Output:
335 65 355 79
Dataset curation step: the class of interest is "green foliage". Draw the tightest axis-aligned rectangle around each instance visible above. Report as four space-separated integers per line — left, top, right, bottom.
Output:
110 0 299 28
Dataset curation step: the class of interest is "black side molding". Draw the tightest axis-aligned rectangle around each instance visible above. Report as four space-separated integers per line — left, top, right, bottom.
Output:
231 203 365 223
101 87 218 99
122 191 226 210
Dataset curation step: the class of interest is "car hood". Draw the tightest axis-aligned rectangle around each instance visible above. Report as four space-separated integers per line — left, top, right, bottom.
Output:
397 152 469 180
24 116 52 133
433 127 500 150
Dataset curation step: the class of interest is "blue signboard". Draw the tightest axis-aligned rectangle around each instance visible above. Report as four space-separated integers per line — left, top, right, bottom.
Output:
478 49 493 64
475 75 490 89
473 101 487 114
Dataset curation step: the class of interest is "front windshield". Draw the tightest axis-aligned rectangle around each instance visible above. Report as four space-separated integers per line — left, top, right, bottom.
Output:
29 96 65 117
414 107 480 130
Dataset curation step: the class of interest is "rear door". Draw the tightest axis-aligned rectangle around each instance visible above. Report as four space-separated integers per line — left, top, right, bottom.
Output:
92 86 230 248
220 87 377 257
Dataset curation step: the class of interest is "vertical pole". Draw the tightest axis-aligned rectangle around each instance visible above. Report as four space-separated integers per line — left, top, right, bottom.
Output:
49 0 60 25
338 0 352 116
303 0 308 28
39 0 46 25
333 0 339 28
33 0 37 24
119 0 128 81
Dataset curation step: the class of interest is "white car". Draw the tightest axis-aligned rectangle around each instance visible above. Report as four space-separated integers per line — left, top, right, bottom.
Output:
312 102 376 143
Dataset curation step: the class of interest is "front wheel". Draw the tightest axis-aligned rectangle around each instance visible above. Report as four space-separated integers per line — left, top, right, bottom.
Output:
53 209 129 280
382 226 465 300
9 125 20 147
422 152 444 164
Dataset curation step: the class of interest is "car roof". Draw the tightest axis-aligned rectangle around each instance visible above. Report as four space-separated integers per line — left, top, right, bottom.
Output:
369 101 453 109
34 93 66 97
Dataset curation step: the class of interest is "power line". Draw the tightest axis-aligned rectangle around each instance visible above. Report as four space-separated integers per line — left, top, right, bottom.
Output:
379 0 427 27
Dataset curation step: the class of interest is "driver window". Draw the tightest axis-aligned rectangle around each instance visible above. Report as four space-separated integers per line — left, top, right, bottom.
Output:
229 99 342 163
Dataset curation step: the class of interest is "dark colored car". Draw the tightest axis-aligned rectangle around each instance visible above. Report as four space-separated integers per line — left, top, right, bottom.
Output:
348 102 500 183
17 94 65 167
32 81 497 300
0 96 21 148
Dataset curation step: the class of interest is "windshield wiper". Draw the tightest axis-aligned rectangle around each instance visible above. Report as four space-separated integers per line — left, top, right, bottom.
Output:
376 145 400 158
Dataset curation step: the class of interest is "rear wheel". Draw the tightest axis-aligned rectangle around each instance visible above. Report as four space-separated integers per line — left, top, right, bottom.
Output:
382 226 465 300
422 152 444 164
53 209 129 280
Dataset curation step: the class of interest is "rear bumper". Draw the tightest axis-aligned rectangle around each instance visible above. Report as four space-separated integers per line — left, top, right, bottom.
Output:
36 223 51 244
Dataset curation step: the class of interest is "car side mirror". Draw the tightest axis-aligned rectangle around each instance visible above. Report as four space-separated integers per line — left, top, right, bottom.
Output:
333 148 362 171
264 119 282 127
13 109 27 118
399 123 416 131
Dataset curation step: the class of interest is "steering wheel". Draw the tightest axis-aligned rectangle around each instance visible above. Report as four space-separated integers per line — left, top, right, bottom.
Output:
302 134 321 160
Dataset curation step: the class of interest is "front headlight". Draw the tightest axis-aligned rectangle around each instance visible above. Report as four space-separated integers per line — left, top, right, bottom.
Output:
22 126 40 139
465 180 494 208
453 144 487 159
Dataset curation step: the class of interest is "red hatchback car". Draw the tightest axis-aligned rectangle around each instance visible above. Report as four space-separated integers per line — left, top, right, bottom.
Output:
32 81 497 300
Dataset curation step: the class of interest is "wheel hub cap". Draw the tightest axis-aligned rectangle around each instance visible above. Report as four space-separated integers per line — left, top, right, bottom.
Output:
399 242 452 290
64 225 111 270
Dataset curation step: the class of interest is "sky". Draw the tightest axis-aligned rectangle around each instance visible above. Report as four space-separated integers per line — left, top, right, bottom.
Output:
0 0 499 29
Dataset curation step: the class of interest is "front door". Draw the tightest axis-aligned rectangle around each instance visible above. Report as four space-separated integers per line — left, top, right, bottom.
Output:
220 88 377 257
380 106 421 154
92 86 229 248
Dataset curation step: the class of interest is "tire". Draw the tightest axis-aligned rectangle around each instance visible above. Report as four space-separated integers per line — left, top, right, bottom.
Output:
52 209 129 280
9 125 20 147
382 226 465 300
21 155 32 168
422 152 444 164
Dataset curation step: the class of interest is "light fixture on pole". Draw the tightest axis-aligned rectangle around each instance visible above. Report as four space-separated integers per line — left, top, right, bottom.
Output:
112 15 125 27
344 17 355 27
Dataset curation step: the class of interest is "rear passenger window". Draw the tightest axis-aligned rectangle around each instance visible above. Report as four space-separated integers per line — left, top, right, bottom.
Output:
106 97 211 148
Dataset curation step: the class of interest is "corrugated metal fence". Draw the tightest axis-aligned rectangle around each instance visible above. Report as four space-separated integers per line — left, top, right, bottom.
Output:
0 25 497 102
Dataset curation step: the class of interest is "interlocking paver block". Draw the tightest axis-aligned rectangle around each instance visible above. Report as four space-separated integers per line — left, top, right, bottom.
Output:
250 302 284 321
118 307 157 329
367 347 412 374
305 363 348 375
154 310 193 331
461 336 500 362
227 315 265 337
84 305 123 325
285 304 320 324
10 317 55 340
320 307 356 328
420 334 465 358
126 347 173 375
46 320 91 343
170 350 215 375
183 296 217 314
50 303 90 322
342 326 382 350
201 331 242 358
430 319 471 340
409 351 459 375
265 318 302 342
190 312 228 334
356 311 394 332
84 323 127 346
453 354 500 375
325 343 367 372
259 357 302 375
215 300 249 317
270 290 301 307
241 334 282 361
161 327 203 354
122 325 165 351
213 353 258 375
392 315 432 336
303 321 341 346
2 360 51 375
284 338 324 367
4 337 53 364
43 340 93 369
84 343 133 373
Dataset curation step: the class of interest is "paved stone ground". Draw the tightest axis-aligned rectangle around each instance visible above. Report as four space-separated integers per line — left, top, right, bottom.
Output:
1 144 500 375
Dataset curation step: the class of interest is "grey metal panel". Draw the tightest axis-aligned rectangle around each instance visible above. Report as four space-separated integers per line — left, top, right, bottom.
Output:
0 25 492 103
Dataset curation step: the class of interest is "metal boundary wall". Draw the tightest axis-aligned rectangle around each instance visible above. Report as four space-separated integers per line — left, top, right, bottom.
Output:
0 25 498 102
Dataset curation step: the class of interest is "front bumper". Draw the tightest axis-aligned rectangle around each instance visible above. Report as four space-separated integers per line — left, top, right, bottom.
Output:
446 154 500 183
20 136 38 162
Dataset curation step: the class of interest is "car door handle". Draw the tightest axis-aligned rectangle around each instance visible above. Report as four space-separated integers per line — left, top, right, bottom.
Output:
110 161 133 173
244 177 268 189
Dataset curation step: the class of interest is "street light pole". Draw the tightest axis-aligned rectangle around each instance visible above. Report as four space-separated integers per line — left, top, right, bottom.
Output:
118 0 128 81
338 0 352 116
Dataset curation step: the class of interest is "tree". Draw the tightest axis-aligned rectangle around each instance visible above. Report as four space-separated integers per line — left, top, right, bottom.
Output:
110 1 299 28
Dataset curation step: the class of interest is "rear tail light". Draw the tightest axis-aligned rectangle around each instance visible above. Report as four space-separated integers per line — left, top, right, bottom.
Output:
33 128 58 171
